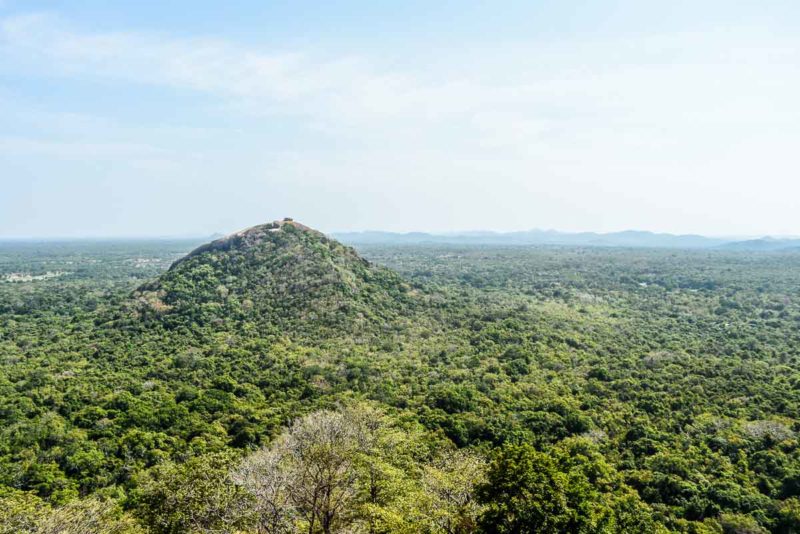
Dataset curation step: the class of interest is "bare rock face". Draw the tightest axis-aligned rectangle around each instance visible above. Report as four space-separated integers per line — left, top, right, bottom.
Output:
133 219 411 331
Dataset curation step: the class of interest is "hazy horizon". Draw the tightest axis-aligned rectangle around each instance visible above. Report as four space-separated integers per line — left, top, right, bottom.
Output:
0 221 792 242
2 1 799 238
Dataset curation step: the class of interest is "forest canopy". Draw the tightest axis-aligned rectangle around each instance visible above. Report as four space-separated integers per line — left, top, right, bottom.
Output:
0 223 799 533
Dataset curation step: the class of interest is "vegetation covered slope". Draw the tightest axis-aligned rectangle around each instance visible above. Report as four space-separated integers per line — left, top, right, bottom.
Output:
132 219 413 334
0 231 799 532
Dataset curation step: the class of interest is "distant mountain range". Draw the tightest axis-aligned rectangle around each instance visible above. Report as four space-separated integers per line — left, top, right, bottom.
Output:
333 229 800 251
717 237 800 252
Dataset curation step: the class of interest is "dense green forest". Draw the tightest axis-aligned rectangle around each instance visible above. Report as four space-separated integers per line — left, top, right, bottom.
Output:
1 221 799 533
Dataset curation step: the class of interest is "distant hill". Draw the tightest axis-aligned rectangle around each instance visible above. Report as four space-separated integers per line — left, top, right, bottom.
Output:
133 219 412 332
333 229 731 249
718 237 800 252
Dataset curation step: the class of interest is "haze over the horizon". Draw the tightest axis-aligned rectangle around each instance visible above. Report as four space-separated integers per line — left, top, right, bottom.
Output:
1 1 799 239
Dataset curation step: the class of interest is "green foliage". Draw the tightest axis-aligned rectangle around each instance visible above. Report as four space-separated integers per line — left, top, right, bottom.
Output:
130 451 249 533
718 512 770 533
0 487 141 534
477 440 660 533
2 229 800 532
231 404 484 534
478 443 571 533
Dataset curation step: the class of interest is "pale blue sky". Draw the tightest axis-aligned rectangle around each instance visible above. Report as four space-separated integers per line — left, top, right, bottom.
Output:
1 1 799 237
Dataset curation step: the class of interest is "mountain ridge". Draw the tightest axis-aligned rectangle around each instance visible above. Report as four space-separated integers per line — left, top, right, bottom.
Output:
333 229 729 248
332 229 800 250
718 237 800 252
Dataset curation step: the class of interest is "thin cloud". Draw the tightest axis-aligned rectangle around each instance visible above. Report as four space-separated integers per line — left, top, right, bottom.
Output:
2 13 796 133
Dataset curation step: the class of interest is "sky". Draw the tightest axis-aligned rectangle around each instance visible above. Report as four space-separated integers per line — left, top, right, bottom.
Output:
1 0 799 238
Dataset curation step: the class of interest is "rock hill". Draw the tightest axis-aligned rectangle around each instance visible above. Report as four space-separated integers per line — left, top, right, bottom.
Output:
134 219 412 330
